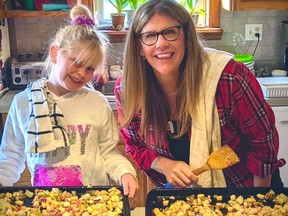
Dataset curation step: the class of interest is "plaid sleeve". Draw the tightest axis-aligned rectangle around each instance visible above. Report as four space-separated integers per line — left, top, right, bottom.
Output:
221 60 286 177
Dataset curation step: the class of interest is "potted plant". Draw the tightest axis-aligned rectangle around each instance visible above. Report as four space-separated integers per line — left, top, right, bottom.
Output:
179 0 206 26
125 0 147 26
127 0 146 10
108 0 129 30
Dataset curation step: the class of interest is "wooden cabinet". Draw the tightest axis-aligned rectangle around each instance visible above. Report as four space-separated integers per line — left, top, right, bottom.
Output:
222 0 288 11
1 111 155 207
3 0 83 17
272 106 288 187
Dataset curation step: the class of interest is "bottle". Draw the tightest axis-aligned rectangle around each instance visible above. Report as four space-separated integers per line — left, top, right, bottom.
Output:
24 0 35 11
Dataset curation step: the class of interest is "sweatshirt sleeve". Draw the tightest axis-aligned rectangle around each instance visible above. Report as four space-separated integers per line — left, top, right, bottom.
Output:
0 93 28 186
97 102 137 185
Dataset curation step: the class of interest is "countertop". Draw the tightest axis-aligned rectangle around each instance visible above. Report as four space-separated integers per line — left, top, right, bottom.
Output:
1 83 288 114
0 90 116 113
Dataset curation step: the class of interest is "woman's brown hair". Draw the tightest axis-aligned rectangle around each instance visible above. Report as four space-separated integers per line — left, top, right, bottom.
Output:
120 0 208 147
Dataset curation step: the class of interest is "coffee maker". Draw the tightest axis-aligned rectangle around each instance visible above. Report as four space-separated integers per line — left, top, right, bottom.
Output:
281 20 288 73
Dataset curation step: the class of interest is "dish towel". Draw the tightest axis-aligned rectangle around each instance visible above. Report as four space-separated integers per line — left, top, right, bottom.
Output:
26 78 70 153
189 48 234 187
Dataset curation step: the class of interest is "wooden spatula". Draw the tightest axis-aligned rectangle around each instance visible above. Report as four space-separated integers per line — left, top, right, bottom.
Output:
192 145 240 176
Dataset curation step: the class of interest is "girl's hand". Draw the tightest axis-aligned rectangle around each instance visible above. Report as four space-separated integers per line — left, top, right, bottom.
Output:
121 173 139 199
151 156 199 188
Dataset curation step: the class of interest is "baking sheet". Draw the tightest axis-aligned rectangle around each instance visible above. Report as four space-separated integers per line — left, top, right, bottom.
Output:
0 186 130 216
145 187 288 216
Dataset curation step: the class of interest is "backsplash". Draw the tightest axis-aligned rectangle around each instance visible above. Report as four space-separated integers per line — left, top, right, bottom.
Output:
7 9 288 73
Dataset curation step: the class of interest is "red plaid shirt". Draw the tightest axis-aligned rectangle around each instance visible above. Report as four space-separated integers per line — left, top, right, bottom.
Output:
115 60 286 187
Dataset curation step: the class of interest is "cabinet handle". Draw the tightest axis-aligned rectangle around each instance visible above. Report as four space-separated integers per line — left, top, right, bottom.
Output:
279 121 288 125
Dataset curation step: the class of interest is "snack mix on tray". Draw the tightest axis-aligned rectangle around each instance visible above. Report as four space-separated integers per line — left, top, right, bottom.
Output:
153 189 288 216
0 187 123 216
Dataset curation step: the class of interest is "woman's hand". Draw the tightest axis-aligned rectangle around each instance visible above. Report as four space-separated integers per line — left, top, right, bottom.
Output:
121 173 139 199
151 156 198 188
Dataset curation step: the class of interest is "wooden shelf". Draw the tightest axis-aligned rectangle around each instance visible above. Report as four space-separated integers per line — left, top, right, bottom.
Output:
5 10 70 17
101 27 223 43
222 0 288 11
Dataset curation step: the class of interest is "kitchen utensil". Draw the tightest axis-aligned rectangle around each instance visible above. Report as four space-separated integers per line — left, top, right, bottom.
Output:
272 69 287 77
192 145 240 176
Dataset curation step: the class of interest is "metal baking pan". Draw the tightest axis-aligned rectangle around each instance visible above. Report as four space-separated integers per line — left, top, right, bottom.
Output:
0 186 130 216
145 187 288 216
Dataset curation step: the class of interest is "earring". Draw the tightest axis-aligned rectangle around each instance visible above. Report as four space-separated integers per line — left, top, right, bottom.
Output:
141 56 146 61
51 57 56 64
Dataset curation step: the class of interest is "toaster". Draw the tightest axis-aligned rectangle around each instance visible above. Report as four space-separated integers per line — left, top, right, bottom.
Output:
4 54 47 90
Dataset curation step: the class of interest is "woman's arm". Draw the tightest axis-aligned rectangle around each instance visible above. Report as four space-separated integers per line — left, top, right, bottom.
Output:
231 61 284 181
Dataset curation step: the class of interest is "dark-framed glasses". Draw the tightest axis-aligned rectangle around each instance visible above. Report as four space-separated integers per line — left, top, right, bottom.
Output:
139 26 182 46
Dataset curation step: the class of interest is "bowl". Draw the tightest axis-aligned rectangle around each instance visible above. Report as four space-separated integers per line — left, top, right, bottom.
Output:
109 69 122 80
272 69 287 77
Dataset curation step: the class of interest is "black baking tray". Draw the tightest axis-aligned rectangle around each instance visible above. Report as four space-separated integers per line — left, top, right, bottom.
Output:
0 186 130 216
145 187 288 216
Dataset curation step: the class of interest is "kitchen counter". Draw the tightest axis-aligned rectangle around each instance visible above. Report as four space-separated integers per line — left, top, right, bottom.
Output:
0 90 117 113
1 86 288 114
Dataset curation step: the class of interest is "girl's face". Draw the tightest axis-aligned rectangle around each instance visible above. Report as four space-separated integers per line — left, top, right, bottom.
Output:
48 46 96 96
139 14 185 80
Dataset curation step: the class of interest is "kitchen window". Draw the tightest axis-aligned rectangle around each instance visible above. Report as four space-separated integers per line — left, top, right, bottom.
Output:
93 0 222 40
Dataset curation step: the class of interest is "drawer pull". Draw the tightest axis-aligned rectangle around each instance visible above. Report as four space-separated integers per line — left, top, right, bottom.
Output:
279 121 288 125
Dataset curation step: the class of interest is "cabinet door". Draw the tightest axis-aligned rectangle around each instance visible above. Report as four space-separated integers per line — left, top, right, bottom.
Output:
0 0 5 19
222 0 288 11
272 106 288 187
113 111 156 207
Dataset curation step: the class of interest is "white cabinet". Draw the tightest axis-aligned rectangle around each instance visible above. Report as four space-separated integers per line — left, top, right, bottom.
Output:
272 106 288 186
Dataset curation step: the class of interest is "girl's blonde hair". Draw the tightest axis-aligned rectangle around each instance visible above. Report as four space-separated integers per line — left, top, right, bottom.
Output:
44 4 108 76
120 0 208 146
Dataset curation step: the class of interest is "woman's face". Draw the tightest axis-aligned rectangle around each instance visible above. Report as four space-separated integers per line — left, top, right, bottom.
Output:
139 14 185 80
49 46 95 96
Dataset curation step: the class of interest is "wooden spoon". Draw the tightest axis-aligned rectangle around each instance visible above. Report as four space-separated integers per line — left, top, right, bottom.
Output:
192 145 240 176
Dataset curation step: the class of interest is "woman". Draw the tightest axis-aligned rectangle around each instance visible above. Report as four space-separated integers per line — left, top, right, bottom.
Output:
115 0 285 188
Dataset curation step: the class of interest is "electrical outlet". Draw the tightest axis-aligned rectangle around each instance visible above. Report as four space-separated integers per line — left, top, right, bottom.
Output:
245 24 263 41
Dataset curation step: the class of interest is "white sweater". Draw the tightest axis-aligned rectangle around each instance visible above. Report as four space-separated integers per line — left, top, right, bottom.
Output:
0 85 136 186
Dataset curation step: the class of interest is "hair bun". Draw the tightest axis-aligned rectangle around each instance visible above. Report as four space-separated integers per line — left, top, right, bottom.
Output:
71 14 95 28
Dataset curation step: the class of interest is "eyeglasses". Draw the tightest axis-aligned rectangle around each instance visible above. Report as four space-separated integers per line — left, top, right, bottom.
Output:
139 26 182 46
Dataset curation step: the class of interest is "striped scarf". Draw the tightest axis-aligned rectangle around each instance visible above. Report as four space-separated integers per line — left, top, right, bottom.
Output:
26 78 70 153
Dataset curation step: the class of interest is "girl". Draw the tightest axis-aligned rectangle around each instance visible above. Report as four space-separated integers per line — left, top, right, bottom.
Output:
0 4 139 199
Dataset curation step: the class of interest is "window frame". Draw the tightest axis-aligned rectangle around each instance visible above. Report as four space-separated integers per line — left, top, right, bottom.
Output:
92 0 222 42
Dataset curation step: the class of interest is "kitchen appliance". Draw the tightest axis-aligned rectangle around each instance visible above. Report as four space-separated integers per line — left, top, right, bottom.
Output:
281 20 288 73
4 53 47 90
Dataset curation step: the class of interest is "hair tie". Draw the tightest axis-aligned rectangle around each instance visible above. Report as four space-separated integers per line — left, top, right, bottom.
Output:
71 14 95 28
